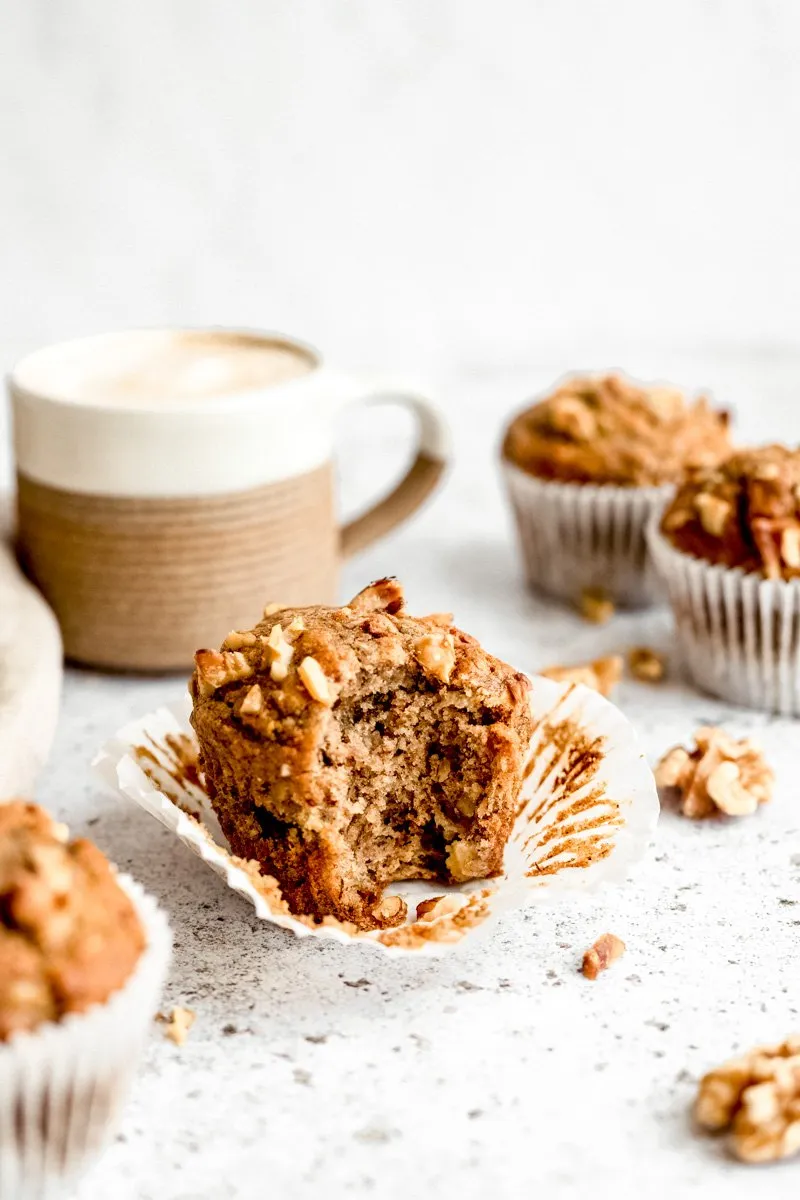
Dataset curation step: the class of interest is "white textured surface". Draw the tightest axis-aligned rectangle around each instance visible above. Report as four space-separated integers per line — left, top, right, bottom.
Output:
13 357 797 1198
2 2 800 366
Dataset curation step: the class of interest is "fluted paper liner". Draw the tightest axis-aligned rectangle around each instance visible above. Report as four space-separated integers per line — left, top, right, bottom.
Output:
502 461 671 608
0 879 171 1200
648 516 800 715
94 678 658 957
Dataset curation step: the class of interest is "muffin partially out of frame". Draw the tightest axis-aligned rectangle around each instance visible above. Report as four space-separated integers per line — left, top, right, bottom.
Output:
190 579 534 931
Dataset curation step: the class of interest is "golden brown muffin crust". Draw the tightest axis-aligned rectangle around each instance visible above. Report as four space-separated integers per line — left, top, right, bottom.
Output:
190 580 534 931
0 802 145 1041
662 445 800 579
503 373 731 487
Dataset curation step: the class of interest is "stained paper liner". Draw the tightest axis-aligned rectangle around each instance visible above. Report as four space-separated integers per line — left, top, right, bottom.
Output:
94 677 658 958
501 460 672 609
648 516 800 715
0 880 171 1200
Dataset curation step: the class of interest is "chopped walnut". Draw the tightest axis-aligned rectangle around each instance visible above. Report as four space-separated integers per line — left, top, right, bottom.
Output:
423 612 455 628
654 727 773 819
416 895 466 922
695 1036 800 1163
540 655 622 698
581 933 625 979
549 395 598 441
264 623 293 682
349 578 405 615
286 614 305 638
239 683 263 716
413 632 456 683
222 630 258 650
263 602 283 617
194 649 253 696
695 492 731 537
373 894 406 923
298 656 335 705
781 525 800 570
161 1006 196 1046
579 587 615 625
628 647 667 683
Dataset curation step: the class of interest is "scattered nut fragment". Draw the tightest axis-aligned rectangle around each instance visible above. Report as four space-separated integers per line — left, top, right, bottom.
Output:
194 649 253 696
264 623 294 682
298 656 335 705
628 646 667 683
695 1036 800 1163
416 895 466 922
160 1006 196 1046
413 632 456 683
540 655 622 697
222 630 258 650
695 492 732 537
349 577 405 615
654 727 773 819
581 933 626 980
239 683 263 716
579 587 615 625
373 894 406 923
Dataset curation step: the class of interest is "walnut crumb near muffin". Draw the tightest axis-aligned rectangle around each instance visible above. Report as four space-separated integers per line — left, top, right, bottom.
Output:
695 1036 800 1163
502 372 731 487
159 1006 196 1046
579 587 616 624
662 445 800 579
654 728 774 819
628 647 667 683
581 933 625 980
540 656 622 698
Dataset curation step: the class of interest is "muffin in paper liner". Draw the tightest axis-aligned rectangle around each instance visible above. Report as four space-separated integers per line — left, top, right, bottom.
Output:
648 514 800 716
0 879 171 1200
93 678 658 957
501 460 671 609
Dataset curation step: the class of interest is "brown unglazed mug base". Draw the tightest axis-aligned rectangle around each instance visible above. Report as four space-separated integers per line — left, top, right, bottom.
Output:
16 465 339 672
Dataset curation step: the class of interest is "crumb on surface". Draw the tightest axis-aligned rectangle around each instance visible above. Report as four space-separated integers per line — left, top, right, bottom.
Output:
628 646 666 683
581 933 625 979
160 1006 196 1046
578 588 615 625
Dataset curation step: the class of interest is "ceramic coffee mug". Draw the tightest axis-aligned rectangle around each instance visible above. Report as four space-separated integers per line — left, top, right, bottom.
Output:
10 329 448 671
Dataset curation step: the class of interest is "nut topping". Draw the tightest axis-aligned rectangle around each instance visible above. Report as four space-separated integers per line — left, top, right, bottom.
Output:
239 683 263 716
349 578 405 615
222 630 258 650
194 649 254 696
298 656 335 705
264 623 293 682
413 632 456 683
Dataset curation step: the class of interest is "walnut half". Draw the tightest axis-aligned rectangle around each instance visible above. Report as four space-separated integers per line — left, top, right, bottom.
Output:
654 727 773 819
540 656 622 698
695 1036 800 1163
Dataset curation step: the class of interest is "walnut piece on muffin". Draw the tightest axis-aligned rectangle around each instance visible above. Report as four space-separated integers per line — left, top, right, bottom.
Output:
0 801 145 1041
190 579 534 932
502 372 730 487
662 444 800 579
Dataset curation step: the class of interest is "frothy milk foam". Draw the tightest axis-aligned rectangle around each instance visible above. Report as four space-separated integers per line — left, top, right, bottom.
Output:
19 331 315 408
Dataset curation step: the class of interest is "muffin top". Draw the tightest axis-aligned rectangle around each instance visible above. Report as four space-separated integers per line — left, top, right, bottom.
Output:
661 444 800 580
0 802 145 1041
502 373 731 487
191 577 530 731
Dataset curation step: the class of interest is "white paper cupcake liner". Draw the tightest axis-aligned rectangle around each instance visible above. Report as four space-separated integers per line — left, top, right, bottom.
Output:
648 515 800 715
94 678 658 958
0 879 171 1200
501 461 672 609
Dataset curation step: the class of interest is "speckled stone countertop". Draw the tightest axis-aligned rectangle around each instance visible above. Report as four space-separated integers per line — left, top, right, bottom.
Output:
23 360 800 1199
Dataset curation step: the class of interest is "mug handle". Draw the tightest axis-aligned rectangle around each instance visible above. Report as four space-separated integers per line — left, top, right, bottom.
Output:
339 377 450 559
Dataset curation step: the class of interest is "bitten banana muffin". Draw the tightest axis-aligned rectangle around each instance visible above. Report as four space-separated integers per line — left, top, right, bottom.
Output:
662 444 800 579
190 579 534 931
0 802 145 1041
502 372 731 486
